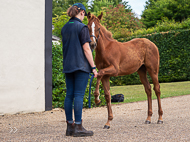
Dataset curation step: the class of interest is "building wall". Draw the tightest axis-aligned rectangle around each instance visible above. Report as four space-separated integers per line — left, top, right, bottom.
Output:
0 0 47 115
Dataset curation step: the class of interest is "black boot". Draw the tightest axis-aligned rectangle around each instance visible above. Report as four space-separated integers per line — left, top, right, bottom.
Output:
73 123 94 137
66 121 75 136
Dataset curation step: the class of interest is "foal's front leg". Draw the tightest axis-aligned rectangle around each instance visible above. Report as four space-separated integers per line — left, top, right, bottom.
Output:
95 65 118 128
98 65 119 77
94 76 102 106
94 65 118 106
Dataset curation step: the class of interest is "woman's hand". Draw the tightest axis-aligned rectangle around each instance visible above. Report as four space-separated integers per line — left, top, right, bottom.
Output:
92 69 98 78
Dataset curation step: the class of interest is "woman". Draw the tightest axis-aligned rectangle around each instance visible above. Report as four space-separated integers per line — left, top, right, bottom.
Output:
61 3 98 137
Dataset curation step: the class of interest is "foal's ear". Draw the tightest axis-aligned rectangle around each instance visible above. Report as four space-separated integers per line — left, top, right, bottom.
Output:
87 12 91 19
98 12 103 20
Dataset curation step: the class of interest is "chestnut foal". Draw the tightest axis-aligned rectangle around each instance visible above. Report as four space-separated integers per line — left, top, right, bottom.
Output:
87 12 163 129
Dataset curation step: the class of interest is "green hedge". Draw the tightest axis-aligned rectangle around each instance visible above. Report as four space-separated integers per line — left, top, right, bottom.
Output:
131 18 190 38
110 29 190 86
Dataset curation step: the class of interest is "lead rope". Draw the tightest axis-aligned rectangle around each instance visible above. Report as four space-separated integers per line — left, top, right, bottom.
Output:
88 73 94 108
88 48 95 108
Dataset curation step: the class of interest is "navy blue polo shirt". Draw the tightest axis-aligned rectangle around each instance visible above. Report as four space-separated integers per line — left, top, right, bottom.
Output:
80 26 91 46
61 17 92 73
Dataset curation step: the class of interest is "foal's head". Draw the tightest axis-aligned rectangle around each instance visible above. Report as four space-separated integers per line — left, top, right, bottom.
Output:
87 12 103 50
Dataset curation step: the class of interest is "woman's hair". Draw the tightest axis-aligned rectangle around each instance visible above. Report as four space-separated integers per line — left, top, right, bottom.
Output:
67 6 82 17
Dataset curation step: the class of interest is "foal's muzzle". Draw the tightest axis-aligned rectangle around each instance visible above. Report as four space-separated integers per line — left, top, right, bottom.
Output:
90 41 97 50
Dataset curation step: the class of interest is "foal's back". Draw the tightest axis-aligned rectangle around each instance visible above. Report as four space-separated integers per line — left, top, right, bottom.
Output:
104 38 159 76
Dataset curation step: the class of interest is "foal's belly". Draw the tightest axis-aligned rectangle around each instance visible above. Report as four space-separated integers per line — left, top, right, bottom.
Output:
118 58 143 76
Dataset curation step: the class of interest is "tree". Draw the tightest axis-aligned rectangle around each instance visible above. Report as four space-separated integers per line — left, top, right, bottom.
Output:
122 1 132 12
144 0 157 9
108 0 121 6
102 4 145 38
89 0 114 15
141 0 190 28
52 0 67 17
90 0 132 15
52 0 89 17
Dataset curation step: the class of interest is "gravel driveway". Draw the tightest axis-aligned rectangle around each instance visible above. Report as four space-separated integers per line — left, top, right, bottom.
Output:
1 95 190 142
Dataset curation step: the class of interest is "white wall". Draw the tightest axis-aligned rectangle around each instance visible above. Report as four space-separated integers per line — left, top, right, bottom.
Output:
0 0 45 115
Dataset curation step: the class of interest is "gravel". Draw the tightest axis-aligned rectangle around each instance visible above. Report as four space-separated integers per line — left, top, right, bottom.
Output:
1 95 190 142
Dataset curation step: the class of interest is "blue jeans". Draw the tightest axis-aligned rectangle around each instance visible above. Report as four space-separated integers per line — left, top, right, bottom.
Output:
64 70 89 124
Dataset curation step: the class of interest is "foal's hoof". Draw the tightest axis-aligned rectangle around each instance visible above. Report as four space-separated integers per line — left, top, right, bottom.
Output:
103 125 110 129
145 120 151 124
157 120 163 124
95 100 101 106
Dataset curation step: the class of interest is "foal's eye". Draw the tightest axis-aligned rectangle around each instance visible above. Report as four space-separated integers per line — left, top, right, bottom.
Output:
96 28 100 32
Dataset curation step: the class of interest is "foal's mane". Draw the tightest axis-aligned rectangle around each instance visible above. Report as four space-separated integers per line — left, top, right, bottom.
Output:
90 14 115 41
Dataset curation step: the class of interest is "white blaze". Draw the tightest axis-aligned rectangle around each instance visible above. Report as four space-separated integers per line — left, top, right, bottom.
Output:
91 22 96 42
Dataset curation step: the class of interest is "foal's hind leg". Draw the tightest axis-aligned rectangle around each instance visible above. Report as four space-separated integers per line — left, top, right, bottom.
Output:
147 68 163 124
137 65 152 124
101 75 113 129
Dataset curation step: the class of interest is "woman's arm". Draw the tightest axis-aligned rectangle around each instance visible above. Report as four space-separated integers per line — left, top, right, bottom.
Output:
83 42 98 77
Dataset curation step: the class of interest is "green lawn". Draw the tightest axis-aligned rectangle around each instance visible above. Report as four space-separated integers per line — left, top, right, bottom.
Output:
110 81 190 103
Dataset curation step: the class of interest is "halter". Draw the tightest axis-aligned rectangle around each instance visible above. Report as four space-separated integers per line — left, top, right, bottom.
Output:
90 28 100 43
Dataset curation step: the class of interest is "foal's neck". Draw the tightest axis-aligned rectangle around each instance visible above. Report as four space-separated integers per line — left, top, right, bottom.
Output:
97 27 114 49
